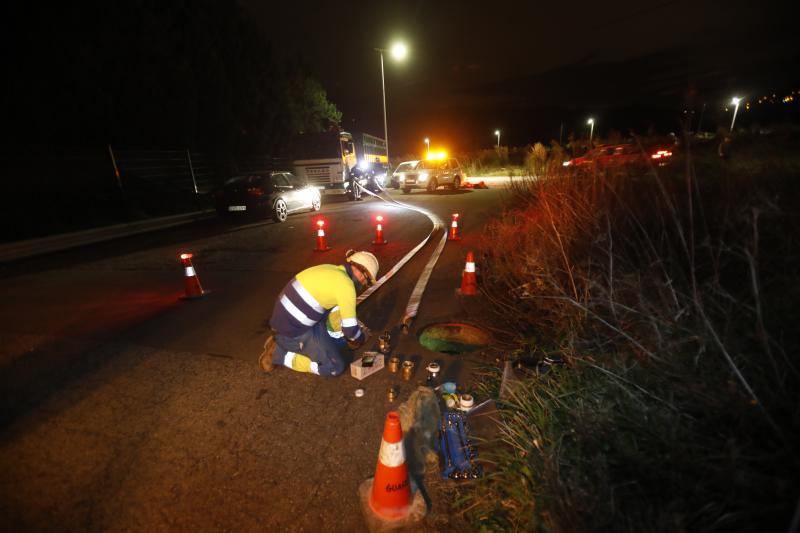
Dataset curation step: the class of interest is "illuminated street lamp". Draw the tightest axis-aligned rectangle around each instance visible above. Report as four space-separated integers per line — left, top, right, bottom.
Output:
587 118 595 143
730 96 742 132
375 41 408 164
494 129 500 149
424 137 430 155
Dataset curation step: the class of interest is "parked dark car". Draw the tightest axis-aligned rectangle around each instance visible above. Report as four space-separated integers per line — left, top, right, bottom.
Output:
213 171 321 222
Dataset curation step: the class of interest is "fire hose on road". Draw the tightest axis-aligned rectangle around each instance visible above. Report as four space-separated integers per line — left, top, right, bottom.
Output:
353 182 447 332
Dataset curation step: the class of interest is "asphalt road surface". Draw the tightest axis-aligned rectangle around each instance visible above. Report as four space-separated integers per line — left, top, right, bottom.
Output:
0 185 511 531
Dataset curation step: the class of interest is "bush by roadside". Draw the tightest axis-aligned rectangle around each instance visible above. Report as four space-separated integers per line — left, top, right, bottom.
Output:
457 130 800 531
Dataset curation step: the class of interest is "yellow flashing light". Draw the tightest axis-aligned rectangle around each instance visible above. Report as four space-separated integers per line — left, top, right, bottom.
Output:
425 150 447 160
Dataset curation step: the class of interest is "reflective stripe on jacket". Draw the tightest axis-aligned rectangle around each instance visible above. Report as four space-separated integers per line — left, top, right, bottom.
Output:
269 264 362 340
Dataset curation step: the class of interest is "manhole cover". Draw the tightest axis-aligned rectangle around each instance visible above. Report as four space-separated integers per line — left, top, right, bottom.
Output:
418 322 491 354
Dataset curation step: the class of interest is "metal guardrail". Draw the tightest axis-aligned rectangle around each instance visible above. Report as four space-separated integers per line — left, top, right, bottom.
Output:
0 144 289 246
0 210 216 263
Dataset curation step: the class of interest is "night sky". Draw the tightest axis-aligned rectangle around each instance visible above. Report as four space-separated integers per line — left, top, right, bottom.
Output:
3 1 797 157
245 0 798 154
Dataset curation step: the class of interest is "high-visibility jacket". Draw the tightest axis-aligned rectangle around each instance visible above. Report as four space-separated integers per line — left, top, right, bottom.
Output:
269 263 363 341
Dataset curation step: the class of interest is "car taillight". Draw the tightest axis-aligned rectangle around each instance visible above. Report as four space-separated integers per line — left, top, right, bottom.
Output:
246 187 264 197
652 150 673 159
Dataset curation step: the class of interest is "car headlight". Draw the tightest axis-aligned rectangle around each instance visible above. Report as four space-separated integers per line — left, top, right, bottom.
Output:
418 172 429 182
562 161 571 167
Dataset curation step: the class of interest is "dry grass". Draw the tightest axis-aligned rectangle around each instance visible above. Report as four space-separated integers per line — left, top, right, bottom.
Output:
457 128 800 532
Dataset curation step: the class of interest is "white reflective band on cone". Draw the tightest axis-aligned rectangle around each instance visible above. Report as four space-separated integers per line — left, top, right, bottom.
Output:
451 221 457 227
465 262 475 273
317 229 325 237
378 439 405 467
377 224 383 231
185 266 195 277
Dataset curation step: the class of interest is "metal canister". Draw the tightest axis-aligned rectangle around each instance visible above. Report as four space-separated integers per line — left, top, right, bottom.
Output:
401 360 414 381
378 332 391 354
388 356 401 373
387 387 397 402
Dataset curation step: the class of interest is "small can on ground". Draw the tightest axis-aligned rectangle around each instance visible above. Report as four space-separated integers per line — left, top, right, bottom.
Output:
401 360 414 381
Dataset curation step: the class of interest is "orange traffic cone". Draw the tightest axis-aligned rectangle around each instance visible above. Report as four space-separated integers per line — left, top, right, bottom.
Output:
179 253 205 299
314 219 331 252
373 215 387 245
459 251 477 295
448 213 461 241
368 411 412 520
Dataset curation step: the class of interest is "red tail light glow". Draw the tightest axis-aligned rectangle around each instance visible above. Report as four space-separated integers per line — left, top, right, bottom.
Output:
246 187 264 197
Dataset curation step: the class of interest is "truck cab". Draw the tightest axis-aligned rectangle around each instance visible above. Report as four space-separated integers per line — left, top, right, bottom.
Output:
291 131 357 195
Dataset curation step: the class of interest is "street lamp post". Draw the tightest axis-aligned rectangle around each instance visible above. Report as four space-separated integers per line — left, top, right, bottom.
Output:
494 129 500 149
587 118 595 144
375 42 407 166
424 137 430 156
730 97 741 132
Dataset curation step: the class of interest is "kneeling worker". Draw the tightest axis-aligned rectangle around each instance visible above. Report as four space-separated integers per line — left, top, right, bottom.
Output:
259 250 379 377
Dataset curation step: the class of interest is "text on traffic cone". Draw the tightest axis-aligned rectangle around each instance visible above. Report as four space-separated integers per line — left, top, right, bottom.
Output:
459 251 477 295
179 253 204 299
368 411 412 520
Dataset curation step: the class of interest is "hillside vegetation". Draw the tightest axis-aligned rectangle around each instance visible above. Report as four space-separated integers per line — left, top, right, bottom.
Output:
460 129 800 532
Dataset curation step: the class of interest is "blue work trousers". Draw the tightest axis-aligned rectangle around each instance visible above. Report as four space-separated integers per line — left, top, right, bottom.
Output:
272 318 347 377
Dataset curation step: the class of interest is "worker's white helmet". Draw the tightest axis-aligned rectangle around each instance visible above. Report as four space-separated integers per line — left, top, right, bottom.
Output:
346 249 379 286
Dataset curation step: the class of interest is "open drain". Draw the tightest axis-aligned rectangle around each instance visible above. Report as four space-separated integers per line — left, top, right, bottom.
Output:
418 322 491 354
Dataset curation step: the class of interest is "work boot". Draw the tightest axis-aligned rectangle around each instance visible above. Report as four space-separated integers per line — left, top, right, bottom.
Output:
259 335 277 372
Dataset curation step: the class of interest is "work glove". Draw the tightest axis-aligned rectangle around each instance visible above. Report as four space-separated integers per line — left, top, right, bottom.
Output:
347 322 371 350
347 336 365 350
357 320 372 342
